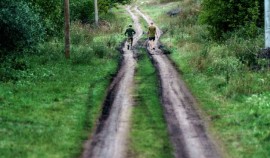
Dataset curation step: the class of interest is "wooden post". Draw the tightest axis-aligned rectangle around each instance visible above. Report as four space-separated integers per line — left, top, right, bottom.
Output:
265 0 270 48
64 0 70 59
94 0 99 26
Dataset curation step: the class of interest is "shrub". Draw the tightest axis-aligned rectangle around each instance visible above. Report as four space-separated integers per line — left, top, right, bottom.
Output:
0 0 45 53
199 0 262 39
92 42 109 58
70 0 131 24
0 55 30 82
71 0 95 23
28 0 63 36
71 46 94 65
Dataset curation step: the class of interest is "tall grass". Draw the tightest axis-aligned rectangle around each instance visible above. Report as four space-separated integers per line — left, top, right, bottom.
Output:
139 0 270 157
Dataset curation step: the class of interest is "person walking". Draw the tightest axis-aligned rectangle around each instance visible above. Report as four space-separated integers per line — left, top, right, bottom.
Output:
124 24 136 50
147 22 157 50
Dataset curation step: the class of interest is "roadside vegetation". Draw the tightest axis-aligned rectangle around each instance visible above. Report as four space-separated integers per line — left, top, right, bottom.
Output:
129 48 173 158
0 2 131 157
139 0 270 157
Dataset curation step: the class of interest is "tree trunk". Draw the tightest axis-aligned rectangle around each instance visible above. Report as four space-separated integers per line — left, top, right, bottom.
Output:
94 0 99 26
265 0 270 48
64 0 70 59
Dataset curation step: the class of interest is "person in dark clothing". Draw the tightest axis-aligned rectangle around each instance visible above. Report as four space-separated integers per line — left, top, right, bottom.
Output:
124 25 136 50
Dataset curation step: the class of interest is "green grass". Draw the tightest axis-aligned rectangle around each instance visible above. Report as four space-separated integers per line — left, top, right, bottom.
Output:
0 7 130 158
0 60 117 158
138 0 270 157
129 48 173 158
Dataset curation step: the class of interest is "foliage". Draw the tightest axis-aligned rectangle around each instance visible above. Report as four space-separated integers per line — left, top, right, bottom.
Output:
70 0 131 23
199 0 263 39
28 0 62 36
70 0 94 23
0 0 44 53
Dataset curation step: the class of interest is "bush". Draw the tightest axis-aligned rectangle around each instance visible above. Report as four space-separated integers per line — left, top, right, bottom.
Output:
28 0 63 36
0 0 45 53
0 55 30 82
70 0 131 24
71 0 95 23
199 0 262 39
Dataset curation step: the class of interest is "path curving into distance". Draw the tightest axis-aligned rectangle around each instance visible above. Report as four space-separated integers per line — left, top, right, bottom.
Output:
81 6 142 158
81 5 221 158
134 7 221 158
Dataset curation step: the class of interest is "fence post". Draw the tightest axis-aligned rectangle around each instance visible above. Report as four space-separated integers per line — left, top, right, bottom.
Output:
95 0 99 26
265 0 270 48
64 0 70 59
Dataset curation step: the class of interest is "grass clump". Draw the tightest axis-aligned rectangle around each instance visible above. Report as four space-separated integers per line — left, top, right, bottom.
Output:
129 48 173 158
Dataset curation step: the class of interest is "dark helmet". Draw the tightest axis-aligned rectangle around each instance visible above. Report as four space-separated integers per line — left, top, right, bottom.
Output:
129 24 132 27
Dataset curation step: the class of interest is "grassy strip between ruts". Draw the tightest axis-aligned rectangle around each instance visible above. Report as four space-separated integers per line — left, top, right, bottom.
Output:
128 48 173 158
139 0 270 157
0 7 130 158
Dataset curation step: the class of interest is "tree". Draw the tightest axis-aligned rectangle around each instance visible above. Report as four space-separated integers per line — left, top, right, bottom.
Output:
0 0 44 53
28 0 62 36
199 0 263 39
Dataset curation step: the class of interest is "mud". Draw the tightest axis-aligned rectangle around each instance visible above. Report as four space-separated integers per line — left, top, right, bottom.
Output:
81 7 142 158
135 7 221 158
81 5 221 158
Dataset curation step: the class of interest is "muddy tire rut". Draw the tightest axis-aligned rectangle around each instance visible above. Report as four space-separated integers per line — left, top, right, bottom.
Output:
81 6 220 158
135 7 221 158
81 7 142 158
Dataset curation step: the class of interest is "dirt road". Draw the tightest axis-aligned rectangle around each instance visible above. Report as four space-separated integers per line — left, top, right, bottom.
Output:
81 6 220 158
81 7 142 158
135 7 220 158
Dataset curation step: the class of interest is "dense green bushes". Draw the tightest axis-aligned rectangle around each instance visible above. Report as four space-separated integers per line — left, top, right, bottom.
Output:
0 0 44 52
200 0 263 39
28 0 62 36
71 0 94 23
0 0 131 55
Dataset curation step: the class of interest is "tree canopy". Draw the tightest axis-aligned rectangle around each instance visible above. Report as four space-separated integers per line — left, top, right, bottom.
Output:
199 0 263 39
0 0 131 53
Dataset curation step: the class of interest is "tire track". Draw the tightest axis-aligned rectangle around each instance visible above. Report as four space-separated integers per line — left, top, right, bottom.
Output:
134 7 221 158
81 6 143 158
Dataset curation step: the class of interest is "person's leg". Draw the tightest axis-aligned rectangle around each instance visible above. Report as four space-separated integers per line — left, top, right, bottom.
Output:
148 38 153 49
127 37 130 50
152 37 156 50
151 40 154 49
131 38 133 48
